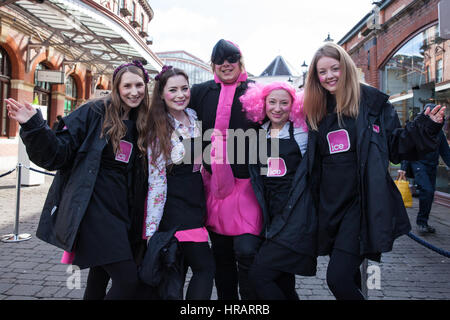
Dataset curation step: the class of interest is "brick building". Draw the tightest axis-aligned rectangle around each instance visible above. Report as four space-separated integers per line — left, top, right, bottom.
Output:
0 0 163 170
338 0 449 202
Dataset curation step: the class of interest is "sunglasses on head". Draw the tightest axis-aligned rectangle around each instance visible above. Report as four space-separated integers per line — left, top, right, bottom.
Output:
215 53 241 65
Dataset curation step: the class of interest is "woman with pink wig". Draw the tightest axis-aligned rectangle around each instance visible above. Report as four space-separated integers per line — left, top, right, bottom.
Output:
240 82 318 300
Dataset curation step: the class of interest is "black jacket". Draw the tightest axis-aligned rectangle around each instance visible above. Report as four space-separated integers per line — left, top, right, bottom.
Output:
138 229 184 300
19 99 148 252
249 156 318 257
250 85 442 260
189 79 259 178
401 130 450 174
307 84 442 259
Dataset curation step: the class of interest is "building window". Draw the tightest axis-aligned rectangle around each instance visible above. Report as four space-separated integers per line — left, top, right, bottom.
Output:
436 59 443 83
0 47 11 137
381 24 450 194
34 63 51 122
132 2 136 21
65 75 77 116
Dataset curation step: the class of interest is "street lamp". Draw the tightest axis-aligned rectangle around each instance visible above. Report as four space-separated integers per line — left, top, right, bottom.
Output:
324 33 334 42
301 60 308 87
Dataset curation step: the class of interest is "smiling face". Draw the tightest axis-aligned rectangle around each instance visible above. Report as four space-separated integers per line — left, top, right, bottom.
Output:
214 58 242 84
265 89 292 130
316 56 341 94
118 71 146 112
162 75 190 116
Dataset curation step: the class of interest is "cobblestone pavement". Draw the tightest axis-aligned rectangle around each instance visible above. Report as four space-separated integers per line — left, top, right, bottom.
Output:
0 172 449 300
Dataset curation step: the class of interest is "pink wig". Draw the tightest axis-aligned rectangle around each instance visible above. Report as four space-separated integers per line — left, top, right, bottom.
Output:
240 81 307 131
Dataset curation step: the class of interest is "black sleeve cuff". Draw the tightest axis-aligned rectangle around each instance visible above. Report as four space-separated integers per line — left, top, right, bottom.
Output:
20 109 46 131
415 113 443 135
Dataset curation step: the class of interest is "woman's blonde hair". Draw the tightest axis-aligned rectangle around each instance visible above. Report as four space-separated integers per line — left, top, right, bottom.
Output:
304 42 361 131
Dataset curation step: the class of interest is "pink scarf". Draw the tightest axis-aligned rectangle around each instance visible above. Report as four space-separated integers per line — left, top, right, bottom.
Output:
210 72 248 199
202 71 263 236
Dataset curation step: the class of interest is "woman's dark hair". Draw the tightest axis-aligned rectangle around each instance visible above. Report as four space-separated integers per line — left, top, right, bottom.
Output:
147 67 189 165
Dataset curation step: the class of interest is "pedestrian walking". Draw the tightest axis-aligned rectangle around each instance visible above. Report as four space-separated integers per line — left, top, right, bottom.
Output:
302 42 446 300
144 66 215 300
51 115 62 131
5 60 150 300
399 127 450 233
189 39 263 300
240 81 317 300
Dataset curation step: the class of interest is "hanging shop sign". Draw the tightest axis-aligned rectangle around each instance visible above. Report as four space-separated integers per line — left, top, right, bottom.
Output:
36 70 65 84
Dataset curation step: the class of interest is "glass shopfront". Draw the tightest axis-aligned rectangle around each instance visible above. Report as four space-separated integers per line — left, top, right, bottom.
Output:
381 24 450 194
64 75 77 116
34 63 52 123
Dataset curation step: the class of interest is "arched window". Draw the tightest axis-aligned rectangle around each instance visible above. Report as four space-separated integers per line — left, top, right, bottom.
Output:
65 75 77 116
380 24 442 124
34 63 52 122
0 47 11 137
381 24 449 194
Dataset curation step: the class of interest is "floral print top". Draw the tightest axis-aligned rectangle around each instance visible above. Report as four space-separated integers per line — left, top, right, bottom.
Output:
145 108 202 237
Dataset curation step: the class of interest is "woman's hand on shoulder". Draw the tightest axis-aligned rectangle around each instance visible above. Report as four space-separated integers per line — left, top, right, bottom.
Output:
424 105 446 124
5 98 37 124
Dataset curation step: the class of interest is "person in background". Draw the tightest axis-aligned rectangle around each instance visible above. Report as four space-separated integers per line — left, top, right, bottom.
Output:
303 42 446 300
51 115 62 131
241 81 317 300
189 39 263 300
144 66 215 300
398 123 450 233
6 60 150 300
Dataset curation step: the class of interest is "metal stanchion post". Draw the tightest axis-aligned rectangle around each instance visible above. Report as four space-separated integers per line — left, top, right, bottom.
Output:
1 163 32 243
361 258 368 299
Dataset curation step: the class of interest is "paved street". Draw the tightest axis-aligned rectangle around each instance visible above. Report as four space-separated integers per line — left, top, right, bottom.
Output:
0 171 449 300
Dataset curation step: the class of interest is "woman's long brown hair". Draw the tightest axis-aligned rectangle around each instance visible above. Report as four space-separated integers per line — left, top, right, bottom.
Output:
100 65 150 156
304 42 361 131
147 67 189 166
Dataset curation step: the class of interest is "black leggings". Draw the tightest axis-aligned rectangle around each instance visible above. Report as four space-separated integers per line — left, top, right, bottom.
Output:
326 249 364 300
209 232 262 300
83 259 140 300
249 265 299 300
180 242 215 300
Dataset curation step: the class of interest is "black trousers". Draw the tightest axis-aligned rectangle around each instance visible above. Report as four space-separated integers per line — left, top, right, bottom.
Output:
209 231 262 300
249 264 299 300
326 248 365 300
179 242 215 300
83 259 141 300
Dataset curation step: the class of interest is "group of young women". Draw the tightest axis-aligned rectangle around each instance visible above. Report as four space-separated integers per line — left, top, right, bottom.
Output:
6 40 446 300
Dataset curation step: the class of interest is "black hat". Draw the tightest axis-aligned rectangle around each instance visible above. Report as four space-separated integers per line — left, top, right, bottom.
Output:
211 39 241 65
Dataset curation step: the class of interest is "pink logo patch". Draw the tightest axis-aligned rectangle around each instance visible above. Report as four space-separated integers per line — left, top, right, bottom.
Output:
327 129 350 154
267 157 287 177
373 124 380 133
115 140 133 163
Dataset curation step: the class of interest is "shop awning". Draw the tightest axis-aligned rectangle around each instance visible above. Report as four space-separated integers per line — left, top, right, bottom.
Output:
5 0 163 76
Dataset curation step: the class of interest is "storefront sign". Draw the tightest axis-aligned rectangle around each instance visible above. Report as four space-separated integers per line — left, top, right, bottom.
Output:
36 70 65 84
